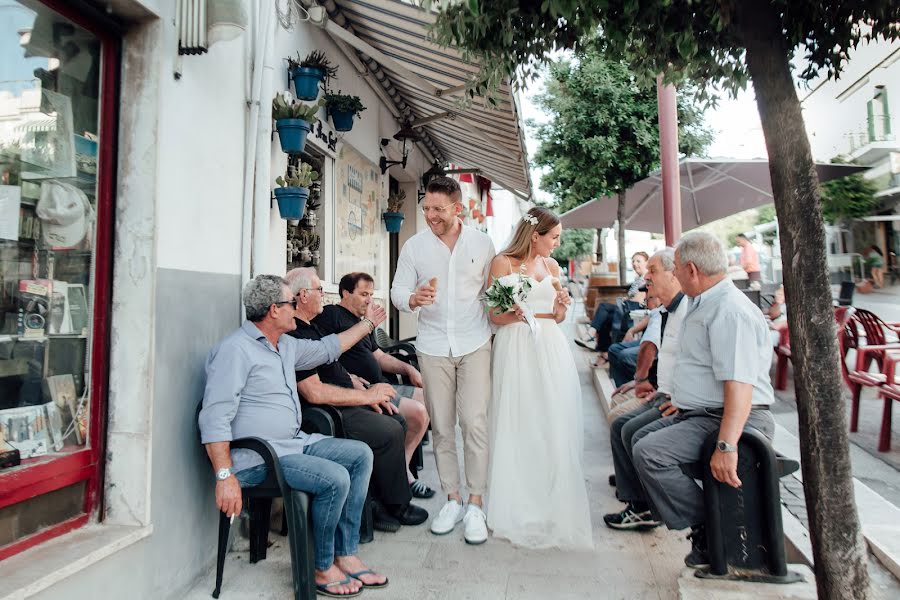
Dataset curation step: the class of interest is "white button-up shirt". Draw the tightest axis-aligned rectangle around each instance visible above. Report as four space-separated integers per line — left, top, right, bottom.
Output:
391 223 495 357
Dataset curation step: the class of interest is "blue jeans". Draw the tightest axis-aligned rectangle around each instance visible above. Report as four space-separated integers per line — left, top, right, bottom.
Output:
608 340 640 387
235 438 373 570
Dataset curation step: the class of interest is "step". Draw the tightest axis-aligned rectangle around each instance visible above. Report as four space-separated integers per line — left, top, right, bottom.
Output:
677 565 816 600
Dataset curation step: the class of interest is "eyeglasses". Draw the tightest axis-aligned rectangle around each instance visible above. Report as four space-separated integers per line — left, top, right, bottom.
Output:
297 287 324 295
274 299 297 309
421 201 457 215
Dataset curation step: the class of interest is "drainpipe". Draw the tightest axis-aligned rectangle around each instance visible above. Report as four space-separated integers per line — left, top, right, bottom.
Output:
251 5 275 279
240 0 271 320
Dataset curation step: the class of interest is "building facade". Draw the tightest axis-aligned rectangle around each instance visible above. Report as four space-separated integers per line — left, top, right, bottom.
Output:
0 1 531 597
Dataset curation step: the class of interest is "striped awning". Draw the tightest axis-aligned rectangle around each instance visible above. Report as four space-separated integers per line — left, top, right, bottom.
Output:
327 0 532 199
14 117 57 133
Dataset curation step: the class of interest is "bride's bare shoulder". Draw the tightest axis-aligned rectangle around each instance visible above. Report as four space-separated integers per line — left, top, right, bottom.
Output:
490 254 516 277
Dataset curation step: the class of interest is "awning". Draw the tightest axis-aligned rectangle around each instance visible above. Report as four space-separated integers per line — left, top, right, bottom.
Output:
321 0 532 199
559 159 867 233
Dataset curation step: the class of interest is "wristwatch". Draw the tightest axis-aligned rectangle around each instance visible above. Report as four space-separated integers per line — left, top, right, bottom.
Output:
216 467 233 481
716 440 737 453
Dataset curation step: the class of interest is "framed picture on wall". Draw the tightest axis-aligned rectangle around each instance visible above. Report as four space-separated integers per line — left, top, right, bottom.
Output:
334 144 380 281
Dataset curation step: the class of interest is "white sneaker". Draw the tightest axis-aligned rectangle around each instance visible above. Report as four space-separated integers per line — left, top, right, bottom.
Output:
430 500 464 535
463 504 488 545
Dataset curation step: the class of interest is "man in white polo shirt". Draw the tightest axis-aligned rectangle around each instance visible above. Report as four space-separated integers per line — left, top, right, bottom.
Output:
632 231 775 569
390 176 495 544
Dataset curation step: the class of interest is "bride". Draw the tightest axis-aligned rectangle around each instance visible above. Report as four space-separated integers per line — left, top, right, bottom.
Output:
485 207 593 550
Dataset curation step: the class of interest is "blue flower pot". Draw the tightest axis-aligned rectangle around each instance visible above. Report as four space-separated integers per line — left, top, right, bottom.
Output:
274 187 309 220
329 108 355 132
382 211 404 233
291 66 323 101
275 119 312 154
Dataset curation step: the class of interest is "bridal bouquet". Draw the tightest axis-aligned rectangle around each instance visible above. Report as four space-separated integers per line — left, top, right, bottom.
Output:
481 273 532 314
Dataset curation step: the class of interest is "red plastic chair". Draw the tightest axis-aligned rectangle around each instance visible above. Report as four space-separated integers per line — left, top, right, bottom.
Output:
838 309 900 441
875 350 900 451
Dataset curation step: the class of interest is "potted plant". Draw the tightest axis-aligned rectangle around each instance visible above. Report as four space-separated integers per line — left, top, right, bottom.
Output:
324 91 366 132
287 50 337 101
382 189 405 233
274 162 318 220
308 233 321 266
297 230 313 263
272 92 323 154
302 194 321 229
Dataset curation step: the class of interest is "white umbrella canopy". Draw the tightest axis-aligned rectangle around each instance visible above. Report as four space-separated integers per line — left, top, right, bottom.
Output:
558 158 867 233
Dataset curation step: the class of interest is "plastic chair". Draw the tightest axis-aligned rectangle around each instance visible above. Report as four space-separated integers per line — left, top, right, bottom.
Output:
836 281 855 306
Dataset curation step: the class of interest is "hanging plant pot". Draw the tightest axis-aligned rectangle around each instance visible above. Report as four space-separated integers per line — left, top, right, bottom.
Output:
382 211 404 233
291 66 324 101
275 119 313 154
274 186 309 220
311 250 320 266
329 108 356 132
299 247 312 263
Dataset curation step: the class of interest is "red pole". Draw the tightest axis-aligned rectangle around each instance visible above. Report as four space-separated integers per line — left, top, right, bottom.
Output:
657 74 682 246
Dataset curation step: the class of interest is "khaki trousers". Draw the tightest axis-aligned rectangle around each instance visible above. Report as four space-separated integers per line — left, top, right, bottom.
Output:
417 339 492 496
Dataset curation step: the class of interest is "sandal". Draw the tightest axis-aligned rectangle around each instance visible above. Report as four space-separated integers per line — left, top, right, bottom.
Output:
592 354 609 368
347 569 389 589
316 576 362 597
410 479 436 499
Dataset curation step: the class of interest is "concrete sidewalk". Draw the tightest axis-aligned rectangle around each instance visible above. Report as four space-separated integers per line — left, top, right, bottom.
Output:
183 316 689 600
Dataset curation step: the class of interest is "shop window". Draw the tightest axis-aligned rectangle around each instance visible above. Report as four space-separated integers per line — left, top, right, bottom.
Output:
0 0 117 560
286 147 326 277
333 143 381 282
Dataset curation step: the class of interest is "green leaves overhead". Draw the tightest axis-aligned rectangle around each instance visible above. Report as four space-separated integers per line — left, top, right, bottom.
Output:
428 1 900 106
530 48 712 213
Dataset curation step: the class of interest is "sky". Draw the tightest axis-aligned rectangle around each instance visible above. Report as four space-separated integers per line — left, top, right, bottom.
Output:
517 75 770 206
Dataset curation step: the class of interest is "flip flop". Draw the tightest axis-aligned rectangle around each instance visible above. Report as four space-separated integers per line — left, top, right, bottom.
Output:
316 576 362 597
347 569 389 589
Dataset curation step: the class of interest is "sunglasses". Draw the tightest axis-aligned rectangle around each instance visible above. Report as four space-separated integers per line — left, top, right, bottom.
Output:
274 299 298 309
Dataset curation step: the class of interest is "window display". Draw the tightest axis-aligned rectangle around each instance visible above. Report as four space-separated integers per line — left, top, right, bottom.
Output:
0 3 101 469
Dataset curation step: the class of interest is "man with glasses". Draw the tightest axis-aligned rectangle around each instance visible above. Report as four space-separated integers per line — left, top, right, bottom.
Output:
199 275 389 595
286 268 429 534
390 176 495 544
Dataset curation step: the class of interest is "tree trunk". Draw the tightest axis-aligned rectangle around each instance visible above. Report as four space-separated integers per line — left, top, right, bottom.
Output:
734 2 869 598
617 190 627 284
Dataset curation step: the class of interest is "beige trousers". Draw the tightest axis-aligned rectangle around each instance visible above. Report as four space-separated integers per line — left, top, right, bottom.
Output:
417 339 492 496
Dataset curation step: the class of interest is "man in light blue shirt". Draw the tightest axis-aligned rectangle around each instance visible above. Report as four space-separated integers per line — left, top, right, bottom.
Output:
632 232 775 570
199 275 392 594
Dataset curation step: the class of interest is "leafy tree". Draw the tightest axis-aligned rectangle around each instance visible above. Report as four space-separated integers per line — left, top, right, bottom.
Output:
551 228 595 263
531 48 712 281
429 1 900 597
755 204 777 225
820 174 878 225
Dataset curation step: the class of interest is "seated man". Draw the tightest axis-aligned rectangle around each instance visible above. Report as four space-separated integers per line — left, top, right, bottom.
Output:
285 268 428 533
199 275 388 596
606 294 661 385
604 248 686 530
632 232 775 569
315 272 434 499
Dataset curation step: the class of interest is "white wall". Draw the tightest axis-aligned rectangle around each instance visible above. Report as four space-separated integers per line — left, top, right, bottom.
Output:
801 38 900 161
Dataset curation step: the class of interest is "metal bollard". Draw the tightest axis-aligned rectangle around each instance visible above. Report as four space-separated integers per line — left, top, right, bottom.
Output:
682 429 804 583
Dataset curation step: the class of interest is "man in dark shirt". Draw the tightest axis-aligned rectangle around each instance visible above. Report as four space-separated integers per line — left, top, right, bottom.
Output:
285 268 428 533
315 272 434 500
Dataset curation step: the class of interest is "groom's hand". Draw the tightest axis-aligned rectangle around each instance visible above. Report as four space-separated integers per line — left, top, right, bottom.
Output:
410 284 436 308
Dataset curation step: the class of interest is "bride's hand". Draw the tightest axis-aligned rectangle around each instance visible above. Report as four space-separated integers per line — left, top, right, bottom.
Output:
513 305 527 322
555 290 572 306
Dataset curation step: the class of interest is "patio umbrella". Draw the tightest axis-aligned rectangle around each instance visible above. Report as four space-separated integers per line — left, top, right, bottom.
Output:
558 158 867 233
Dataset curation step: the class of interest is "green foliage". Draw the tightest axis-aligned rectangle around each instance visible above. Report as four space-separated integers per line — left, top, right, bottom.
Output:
287 50 339 80
427 1 899 106
272 93 323 121
551 229 595 262
755 204 777 225
276 162 319 188
386 189 406 213
324 91 367 118
530 48 712 213
819 174 878 224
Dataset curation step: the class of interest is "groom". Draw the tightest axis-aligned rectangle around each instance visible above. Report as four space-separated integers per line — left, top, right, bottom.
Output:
391 176 495 544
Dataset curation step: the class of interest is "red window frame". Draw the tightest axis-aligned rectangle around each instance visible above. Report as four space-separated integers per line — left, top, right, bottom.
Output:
0 0 120 561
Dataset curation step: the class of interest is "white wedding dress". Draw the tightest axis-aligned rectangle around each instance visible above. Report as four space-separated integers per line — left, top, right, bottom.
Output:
487 275 593 550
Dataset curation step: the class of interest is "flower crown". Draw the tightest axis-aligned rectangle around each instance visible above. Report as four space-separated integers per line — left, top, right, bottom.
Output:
522 213 538 225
